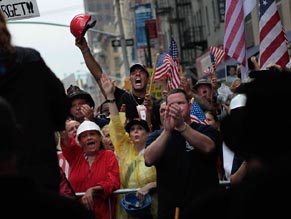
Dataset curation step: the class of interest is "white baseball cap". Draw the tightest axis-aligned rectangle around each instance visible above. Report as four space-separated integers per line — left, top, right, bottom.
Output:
76 121 103 142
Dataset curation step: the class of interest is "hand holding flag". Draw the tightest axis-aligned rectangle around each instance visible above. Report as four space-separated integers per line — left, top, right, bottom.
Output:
153 37 181 89
209 46 225 69
203 46 225 78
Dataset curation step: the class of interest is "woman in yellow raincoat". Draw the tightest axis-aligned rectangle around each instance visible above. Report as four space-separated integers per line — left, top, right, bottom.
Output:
100 74 157 219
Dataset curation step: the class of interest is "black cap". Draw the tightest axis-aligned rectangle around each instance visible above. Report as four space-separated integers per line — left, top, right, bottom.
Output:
67 85 95 108
125 118 150 133
130 63 149 77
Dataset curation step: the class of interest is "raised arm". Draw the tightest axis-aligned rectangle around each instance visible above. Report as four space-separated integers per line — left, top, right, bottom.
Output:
75 37 106 97
100 74 118 116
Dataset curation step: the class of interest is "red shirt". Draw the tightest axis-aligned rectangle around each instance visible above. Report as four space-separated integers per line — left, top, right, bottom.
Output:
61 138 120 219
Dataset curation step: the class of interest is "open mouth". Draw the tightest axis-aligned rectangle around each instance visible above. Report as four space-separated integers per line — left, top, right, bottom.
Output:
135 78 142 86
86 141 95 147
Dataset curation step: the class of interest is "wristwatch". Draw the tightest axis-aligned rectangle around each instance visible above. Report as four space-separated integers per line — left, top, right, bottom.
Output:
105 99 116 103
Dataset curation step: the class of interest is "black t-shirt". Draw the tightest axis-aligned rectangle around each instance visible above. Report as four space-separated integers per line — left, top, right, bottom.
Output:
114 86 160 131
146 122 220 219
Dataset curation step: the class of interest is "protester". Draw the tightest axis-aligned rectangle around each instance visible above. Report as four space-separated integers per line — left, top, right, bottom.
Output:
99 100 111 118
205 110 224 180
101 124 115 151
192 78 214 106
60 120 120 219
57 119 81 177
221 91 247 181
185 68 291 219
0 11 70 192
65 119 81 139
0 96 94 219
144 88 220 219
146 97 166 147
225 65 239 85
156 97 167 129
205 110 220 130
229 78 241 93
100 74 157 219
67 84 109 128
180 76 215 119
74 37 160 131
67 84 95 122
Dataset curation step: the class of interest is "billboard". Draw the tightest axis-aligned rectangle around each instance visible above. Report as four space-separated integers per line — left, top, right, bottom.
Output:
134 3 152 48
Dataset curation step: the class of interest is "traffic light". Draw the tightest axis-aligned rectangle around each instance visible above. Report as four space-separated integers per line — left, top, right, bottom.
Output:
124 77 130 91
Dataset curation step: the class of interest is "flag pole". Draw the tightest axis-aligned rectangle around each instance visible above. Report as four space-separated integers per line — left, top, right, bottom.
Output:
148 53 160 95
209 52 216 80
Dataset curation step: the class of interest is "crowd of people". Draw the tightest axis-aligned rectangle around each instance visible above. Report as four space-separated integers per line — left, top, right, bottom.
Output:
2 9 291 219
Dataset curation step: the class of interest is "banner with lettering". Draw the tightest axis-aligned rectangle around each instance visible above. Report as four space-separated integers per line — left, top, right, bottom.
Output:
0 0 40 20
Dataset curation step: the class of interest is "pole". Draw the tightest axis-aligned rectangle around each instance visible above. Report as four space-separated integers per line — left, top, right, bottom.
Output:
8 21 119 37
148 53 160 95
145 26 152 68
116 0 130 77
174 207 180 219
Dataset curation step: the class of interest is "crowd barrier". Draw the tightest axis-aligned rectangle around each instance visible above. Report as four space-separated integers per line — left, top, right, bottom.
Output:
75 180 230 219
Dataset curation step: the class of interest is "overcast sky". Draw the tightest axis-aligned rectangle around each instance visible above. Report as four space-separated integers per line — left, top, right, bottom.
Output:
7 0 86 80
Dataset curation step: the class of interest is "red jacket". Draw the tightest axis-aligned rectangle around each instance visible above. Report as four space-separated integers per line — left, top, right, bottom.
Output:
61 138 120 219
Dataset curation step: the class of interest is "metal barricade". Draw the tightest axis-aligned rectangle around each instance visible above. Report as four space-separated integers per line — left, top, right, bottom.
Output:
75 181 230 219
75 188 140 219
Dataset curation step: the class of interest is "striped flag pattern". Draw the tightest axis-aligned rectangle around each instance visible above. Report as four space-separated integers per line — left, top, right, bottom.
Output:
224 0 256 67
210 52 216 71
168 38 181 89
203 67 214 76
154 52 171 80
259 0 289 69
209 46 226 69
154 38 181 89
190 101 208 125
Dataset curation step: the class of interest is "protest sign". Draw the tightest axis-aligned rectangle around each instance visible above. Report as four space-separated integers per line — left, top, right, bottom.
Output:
0 0 40 20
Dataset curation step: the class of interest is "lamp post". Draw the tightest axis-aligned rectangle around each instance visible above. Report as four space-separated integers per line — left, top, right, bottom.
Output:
116 0 130 77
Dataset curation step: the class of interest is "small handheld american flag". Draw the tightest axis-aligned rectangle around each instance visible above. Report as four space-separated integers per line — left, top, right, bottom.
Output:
154 37 181 89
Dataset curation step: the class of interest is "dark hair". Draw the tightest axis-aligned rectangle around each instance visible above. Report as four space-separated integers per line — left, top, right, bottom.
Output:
0 11 15 54
100 100 109 114
155 97 166 126
166 88 190 103
205 110 219 122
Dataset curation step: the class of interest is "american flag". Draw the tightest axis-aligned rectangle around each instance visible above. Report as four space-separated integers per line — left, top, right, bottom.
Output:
259 0 289 69
224 0 256 67
154 52 170 80
154 38 181 89
203 67 214 76
190 101 208 125
169 37 178 60
210 52 216 71
209 46 225 69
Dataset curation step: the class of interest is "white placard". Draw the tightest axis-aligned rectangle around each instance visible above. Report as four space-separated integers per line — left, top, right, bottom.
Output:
0 0 40 20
